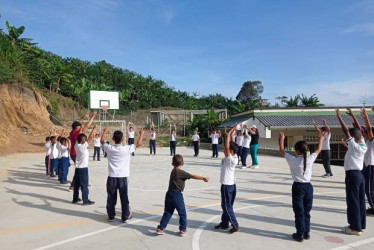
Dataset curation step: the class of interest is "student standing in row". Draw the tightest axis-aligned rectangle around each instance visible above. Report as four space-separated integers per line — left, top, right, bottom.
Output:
44 136 51 175
241 127 251 169
150 123 156 155
59 137 71 184
215 125 239 233
336 109 367 235
234 129 243 166
49 136 59 177
101 126 145 222
93 133 101 161
279 131 325 242
249 125 260 169
312 119 333 177
210 130 221 158
170 126 177 156
72 125 97 205
192 130 200 157
360 107 374 216
127 125 135 156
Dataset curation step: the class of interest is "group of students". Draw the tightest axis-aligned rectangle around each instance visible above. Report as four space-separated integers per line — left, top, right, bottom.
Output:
41 107 374 241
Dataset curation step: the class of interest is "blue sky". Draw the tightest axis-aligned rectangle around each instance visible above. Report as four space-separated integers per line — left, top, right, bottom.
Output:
1 0 374 106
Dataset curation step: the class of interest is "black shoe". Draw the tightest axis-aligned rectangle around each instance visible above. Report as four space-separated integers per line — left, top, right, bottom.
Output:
122 215 133 223
292 233 303 242
98 159 100 161
77 198 82 202
72 198 82 204
50 174 56 177
229 226 239 233
214 223 229 230
83 200 95 205
303 233 310 240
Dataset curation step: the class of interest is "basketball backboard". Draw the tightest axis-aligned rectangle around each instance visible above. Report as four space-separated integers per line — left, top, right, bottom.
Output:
89 90 119 110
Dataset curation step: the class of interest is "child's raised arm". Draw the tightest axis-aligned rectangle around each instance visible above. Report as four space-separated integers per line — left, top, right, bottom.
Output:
81 111 97 133
336 109 350 139
191 174 209 182
312 120 321 133
361 107 373 140
322 119 331 133
346 108 361 129
101 127 110 145
314 131 326 155
279 132 286 156
135 128 145 147
224 124 236 157
87 125 96 143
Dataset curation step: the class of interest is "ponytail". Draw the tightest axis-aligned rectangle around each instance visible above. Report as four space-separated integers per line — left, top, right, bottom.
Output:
294 141 309 176
303 151 307 176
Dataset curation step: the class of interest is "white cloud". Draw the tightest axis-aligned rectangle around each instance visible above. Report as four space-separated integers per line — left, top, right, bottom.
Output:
342 23 374 37
162 9 174 23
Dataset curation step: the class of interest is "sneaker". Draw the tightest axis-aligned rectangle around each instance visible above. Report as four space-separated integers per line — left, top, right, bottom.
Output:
292 233 304 242
342 226 361 236
366 208 374 216
108 218 114 223
156 228 165 235
50 174 56 177
303 233 310 240
251 165 259 169
83 200 95 206
214 223 229 230
179 230 186 237
322 173 332 178
241 166 247 169
122 215 133 223
229 227 239 233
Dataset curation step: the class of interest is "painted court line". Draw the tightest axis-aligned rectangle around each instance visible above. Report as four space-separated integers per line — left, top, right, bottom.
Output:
129 186 217 192
329 237 374 250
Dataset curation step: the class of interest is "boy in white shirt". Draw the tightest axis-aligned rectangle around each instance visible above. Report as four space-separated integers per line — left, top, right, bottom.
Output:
312 119 333 177
128 126 135 156
49 136 59 177
192 131 200 157
214 125 239 233
101 126 144 222
44 136 51 175
72 126 96 205
234 129 243 165
361 107 374 216
241 128 251 169
336 109 367 235
279 131 325 242
150 124 156 155
210 130 221 158
170 128 177 156
59 137 71 184
93 134 101 161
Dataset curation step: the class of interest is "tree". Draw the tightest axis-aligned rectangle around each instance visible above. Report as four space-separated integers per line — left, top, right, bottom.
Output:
299 94 324 107
236 81 264 109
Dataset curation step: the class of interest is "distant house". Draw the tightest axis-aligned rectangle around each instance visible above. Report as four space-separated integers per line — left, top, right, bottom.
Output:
218 107 374 161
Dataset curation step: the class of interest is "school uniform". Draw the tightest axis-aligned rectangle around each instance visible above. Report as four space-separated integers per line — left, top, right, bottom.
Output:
285 152 317 237
241 130 251 167
158 168 192 231
210 133 220 158
59 145 70 184
93 138 101 161
363 139 374 210
128 131 135 156
44 142 51 175
192 134 200 156
49 143 59 177
150 132 156 155
250 129 260 166
103 142 135 221
344 138 367 232
219 154 239 229
57 142 63 181
235 134 243 165
73 142 90 204
170 132 177 156
321 132 332 175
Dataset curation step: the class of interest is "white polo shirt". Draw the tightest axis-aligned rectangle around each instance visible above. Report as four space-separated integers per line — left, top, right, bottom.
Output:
49 143 59 159
94 138 101 147
192 134 200 141
364 139 374 166
285 153 317 183
150 132 156 140
171 133 176 141
75 142 89 169
103 143 135 177
220 154 238 185
45 142 51 156
242 130 251 148
128 131 135 139
60 145 69 158
236 135 243 147
210 133 219 144
344 138 367 171
322 132 331 150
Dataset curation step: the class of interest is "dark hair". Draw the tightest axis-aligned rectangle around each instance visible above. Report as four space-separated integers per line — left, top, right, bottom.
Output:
113 130 123 144
50 136 56 141
57 136 62 142
321 127 327 132
77 133 87 143
229 141 238 154
349 128 362 140
45 136 50 142
72 121 82 129
60 137 68 145
172 154 184 167
294 141 309 175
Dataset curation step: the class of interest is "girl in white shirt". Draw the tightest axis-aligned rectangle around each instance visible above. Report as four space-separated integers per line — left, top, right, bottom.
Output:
170 128 177 156
192 131 200 157
150 126 156 155
279 131 325 242
59 137 71 184
240 129 251 168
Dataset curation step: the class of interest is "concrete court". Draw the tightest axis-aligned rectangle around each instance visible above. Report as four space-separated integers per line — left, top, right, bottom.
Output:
0 146 373 250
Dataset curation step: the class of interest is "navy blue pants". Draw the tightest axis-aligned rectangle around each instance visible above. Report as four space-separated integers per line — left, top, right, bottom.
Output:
106 177 131 221
220 184 239 229
292 182 313 236
193 141 199 156
73 168 89 203
45 155 49 174
158 190 187 231
59 157 70 183
93 146 100 160
128 138 135 155
241 147 249 166
237 146 242 164
363 165 374 209
321 150 332 174
212 144 218 157
149 139 156 155
50 159 58 176
345 170 366 231
170 141 176 156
